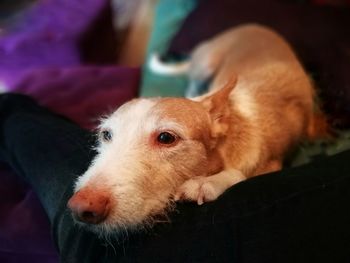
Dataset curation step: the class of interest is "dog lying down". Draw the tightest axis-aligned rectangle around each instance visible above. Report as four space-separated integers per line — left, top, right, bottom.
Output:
68 24 327 232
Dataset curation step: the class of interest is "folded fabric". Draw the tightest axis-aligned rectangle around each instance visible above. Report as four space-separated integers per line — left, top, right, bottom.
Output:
9 66 140 129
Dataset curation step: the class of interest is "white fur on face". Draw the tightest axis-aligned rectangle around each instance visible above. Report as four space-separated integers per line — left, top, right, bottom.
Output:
74 98 209 231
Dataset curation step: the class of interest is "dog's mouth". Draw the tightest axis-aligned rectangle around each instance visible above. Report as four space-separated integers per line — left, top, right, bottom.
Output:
70 209 109 225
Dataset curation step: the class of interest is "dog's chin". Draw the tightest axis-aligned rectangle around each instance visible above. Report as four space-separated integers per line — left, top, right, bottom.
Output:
70 209 173 237
69 197 176 238
72 218 144 237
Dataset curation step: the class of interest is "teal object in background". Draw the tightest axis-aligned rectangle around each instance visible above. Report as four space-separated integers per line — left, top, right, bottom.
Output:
140 0 197 97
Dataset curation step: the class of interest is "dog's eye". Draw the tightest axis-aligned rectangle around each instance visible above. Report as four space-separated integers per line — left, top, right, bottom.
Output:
157 132 176 145
101 129 112 142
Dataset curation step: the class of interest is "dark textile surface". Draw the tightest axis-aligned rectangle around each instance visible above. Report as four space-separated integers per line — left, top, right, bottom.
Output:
168 0 350 128
1 94 350 262
0 166 58 263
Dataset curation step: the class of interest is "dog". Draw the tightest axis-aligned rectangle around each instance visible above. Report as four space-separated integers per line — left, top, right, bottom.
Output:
68 24 327 233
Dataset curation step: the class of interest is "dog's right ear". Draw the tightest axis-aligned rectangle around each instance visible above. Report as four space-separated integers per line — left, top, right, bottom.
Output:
200 76 237 139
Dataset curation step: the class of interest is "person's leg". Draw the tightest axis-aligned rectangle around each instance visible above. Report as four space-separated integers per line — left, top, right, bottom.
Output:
0 94 108 262
0 93 95 221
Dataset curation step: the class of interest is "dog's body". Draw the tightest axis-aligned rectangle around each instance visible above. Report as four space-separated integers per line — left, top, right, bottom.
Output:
68 24 323 232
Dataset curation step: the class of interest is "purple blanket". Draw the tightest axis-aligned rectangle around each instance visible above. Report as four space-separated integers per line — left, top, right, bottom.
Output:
0 0 108 86
11 66 140 129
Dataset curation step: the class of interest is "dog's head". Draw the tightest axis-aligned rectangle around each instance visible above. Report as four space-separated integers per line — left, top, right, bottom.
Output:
68 78 236 232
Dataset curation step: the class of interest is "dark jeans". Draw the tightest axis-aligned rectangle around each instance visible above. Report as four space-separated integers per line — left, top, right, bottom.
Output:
1 93 350 263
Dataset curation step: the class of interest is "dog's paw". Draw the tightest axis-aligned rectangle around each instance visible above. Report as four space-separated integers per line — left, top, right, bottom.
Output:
174 169 246 205
174 177 221 205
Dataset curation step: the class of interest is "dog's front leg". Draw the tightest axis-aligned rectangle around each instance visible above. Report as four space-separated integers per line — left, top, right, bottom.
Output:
174 169 246 205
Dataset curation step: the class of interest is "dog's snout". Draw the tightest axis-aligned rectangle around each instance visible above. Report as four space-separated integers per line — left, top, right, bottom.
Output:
67 188 111 224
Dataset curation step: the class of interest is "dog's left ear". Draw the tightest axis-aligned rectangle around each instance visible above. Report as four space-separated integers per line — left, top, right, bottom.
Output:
200 76 237 139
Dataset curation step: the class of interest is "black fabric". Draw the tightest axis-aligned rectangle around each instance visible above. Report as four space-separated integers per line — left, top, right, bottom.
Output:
1 93 350 263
